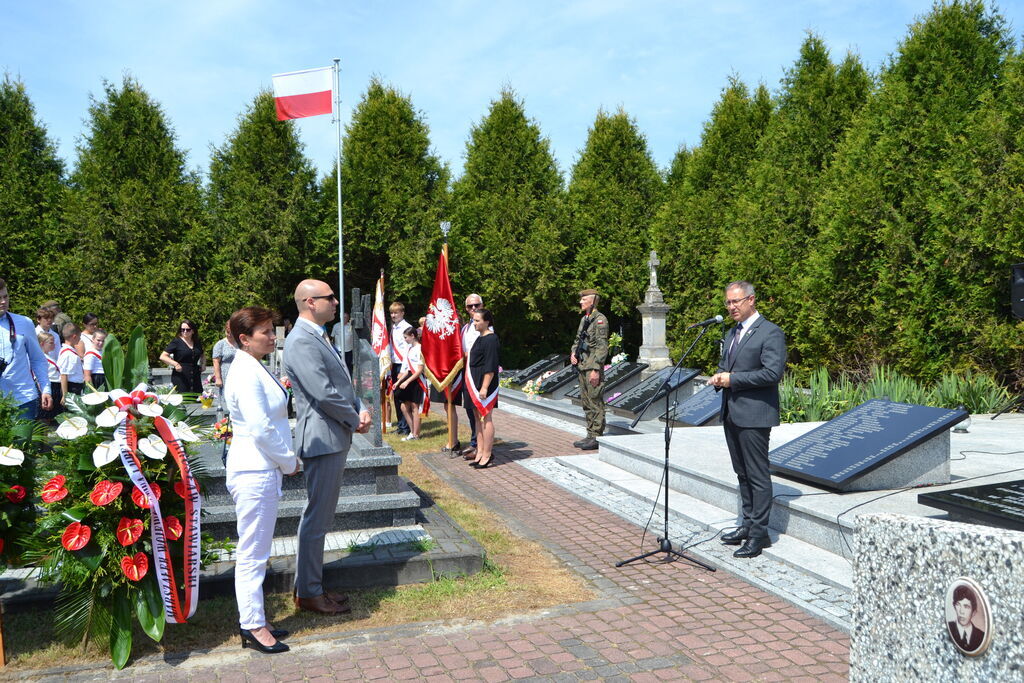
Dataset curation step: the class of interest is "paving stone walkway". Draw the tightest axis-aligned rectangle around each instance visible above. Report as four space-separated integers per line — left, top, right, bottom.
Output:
50 406 849 681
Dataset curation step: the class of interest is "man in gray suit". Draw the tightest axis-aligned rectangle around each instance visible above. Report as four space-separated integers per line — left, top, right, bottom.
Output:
285 279 371 614
709 281 787 559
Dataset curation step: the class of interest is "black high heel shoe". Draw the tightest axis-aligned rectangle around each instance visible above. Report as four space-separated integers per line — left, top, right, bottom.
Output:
270 628 289 639
240 628 290 654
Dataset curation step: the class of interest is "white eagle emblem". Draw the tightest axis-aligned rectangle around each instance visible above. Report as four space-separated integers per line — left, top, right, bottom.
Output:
426 298 459 339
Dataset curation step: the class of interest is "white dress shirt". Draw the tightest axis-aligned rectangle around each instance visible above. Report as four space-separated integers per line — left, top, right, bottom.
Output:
0 312 51 404
224 351 296 474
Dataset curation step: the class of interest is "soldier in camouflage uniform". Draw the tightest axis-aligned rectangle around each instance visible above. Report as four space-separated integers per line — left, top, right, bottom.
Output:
570 289 609 450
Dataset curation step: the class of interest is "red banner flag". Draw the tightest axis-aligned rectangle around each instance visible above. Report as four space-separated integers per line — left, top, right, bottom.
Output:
421 248 464 398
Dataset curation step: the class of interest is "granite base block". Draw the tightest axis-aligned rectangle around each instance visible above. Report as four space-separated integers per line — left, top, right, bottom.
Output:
851 513 1024 682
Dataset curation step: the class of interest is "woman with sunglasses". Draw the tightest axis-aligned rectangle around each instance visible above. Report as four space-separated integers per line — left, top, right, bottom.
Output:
159 319 205 393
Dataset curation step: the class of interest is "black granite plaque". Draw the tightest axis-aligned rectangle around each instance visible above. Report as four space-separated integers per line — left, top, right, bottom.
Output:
608 366 700 414
769 399 968 490
538 364 577 394
506 354 566 385
565 361 648 399
918 480 1024 532
663 384 722 426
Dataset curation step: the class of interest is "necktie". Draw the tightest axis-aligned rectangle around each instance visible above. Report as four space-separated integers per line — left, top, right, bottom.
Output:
728 323 743 363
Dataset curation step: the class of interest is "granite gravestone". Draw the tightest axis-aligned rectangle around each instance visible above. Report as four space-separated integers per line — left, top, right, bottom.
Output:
505 354 567 385
662 384 722 426
566 361 648 400
919 480 1024 532
537 363 578 397
769 399 967 492
607 366 699 417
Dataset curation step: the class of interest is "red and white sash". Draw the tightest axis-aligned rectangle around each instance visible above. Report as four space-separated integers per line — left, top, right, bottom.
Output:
110 387 201 623
465 354 497 418
399 348 431 415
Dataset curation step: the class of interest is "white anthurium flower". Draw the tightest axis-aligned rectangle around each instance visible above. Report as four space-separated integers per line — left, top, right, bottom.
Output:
138 402 164 417
173 421 199 442
138 434 167 459
95 406 123 428
92 441 119 468
160 393 184 406
0 446 25 466
81 391 110 406
56 416 89 440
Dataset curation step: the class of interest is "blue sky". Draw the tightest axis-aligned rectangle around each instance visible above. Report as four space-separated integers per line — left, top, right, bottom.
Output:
3 1 1021 180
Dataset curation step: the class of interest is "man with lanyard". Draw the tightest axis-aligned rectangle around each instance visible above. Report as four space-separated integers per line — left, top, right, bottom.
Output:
570 289 609 451
0 277 53 420
388 302 413 435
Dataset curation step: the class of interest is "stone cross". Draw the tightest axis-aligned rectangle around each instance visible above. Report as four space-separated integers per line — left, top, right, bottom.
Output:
648 250 660 289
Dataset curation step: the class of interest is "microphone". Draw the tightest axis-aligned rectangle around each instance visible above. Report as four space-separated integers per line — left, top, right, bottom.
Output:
687 315 724 329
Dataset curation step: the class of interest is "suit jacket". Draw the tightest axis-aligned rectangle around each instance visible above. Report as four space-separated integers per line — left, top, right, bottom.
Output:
223 350 296 474
717 314 787 428
284 318 363 459
948 621 985 651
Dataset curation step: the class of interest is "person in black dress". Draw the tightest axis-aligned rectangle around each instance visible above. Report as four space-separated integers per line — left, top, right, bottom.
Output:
467 308 499 469
159 319 205 393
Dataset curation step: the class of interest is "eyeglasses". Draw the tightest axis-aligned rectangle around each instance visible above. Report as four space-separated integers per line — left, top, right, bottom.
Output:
725 295 753 307
180 327 192 331
466 303 481 309
308 294 337 302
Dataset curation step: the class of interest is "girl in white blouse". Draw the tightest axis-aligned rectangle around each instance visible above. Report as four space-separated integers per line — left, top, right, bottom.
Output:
223 306 298 654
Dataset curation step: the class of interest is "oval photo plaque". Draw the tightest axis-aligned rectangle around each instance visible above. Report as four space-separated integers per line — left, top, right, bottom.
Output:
945 577 992 656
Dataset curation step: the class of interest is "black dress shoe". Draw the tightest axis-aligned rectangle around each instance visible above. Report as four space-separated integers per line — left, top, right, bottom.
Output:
240 628 290 653
721 528 750 545
733 536 771 559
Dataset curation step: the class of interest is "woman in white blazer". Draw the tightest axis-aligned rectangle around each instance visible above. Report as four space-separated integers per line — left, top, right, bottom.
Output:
224 306 298 654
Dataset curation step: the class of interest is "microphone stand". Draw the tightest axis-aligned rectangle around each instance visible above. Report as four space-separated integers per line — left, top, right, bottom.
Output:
616 325 716 571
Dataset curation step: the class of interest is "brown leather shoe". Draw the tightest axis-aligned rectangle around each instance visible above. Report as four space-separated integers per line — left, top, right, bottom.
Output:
324 589 350 606
462 447 477 460
295 593 350 615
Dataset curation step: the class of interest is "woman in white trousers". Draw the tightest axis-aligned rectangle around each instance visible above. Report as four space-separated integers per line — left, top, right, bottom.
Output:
223 306 298 654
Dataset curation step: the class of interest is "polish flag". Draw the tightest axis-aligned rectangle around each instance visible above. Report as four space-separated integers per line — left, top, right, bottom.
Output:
371 271 392 381
421 248 464 399
271 66 333 121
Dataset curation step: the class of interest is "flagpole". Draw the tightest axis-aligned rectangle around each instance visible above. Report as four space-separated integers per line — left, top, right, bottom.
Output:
333 57 346 350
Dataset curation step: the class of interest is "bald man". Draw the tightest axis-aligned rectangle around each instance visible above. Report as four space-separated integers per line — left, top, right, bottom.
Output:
284 279 371 615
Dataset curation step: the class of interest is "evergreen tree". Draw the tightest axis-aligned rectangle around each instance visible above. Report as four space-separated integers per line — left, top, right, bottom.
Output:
0 76 65 305
650 79 771 369
60 77 204 354
665 145 692 191
722 36 871 363
802 0 1012 378
319 79 449 307
204 91 320 326
565 107 664 326
449 88 565 364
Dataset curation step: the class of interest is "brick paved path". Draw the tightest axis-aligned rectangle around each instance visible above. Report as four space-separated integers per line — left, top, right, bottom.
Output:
103 407 848 681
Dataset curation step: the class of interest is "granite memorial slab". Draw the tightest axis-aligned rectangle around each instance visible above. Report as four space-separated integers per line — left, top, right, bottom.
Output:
662 384 721 426
537 364 579 399
918 480 1024 531
566 361 648 401
769 399 967 492
606 366 699 419
505 354 567 385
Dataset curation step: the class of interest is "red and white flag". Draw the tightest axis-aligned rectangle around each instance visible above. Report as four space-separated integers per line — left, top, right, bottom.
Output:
371 271 391 381
271 66 333 121
421 249 464 399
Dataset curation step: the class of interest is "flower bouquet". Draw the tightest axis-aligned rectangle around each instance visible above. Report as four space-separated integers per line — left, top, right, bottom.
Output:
212 417 232 445
198 377 216 408
29 326 218 669
0 397 45 570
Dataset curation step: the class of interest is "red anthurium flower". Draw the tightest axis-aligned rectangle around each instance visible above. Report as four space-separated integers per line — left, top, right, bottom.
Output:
42 475 69 504
165 516 183 540
116 517 144 546
89 480 123 506
120 552 149 581
6 485 26 503
174 480 188 499
61 522 92 551
131 482 161 508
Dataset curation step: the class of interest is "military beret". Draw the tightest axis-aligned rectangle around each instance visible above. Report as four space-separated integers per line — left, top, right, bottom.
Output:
579 289 599 297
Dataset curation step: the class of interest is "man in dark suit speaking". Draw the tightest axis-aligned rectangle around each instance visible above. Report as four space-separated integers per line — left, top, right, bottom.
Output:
709 281 787 559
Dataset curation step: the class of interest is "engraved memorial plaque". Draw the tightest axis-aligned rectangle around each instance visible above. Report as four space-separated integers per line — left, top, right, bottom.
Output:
918 479 1024 531
538 364 577 394
769 399 967 490
663 384 721 426
506 354 566 385
566 361 648 399
607 366 699 414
